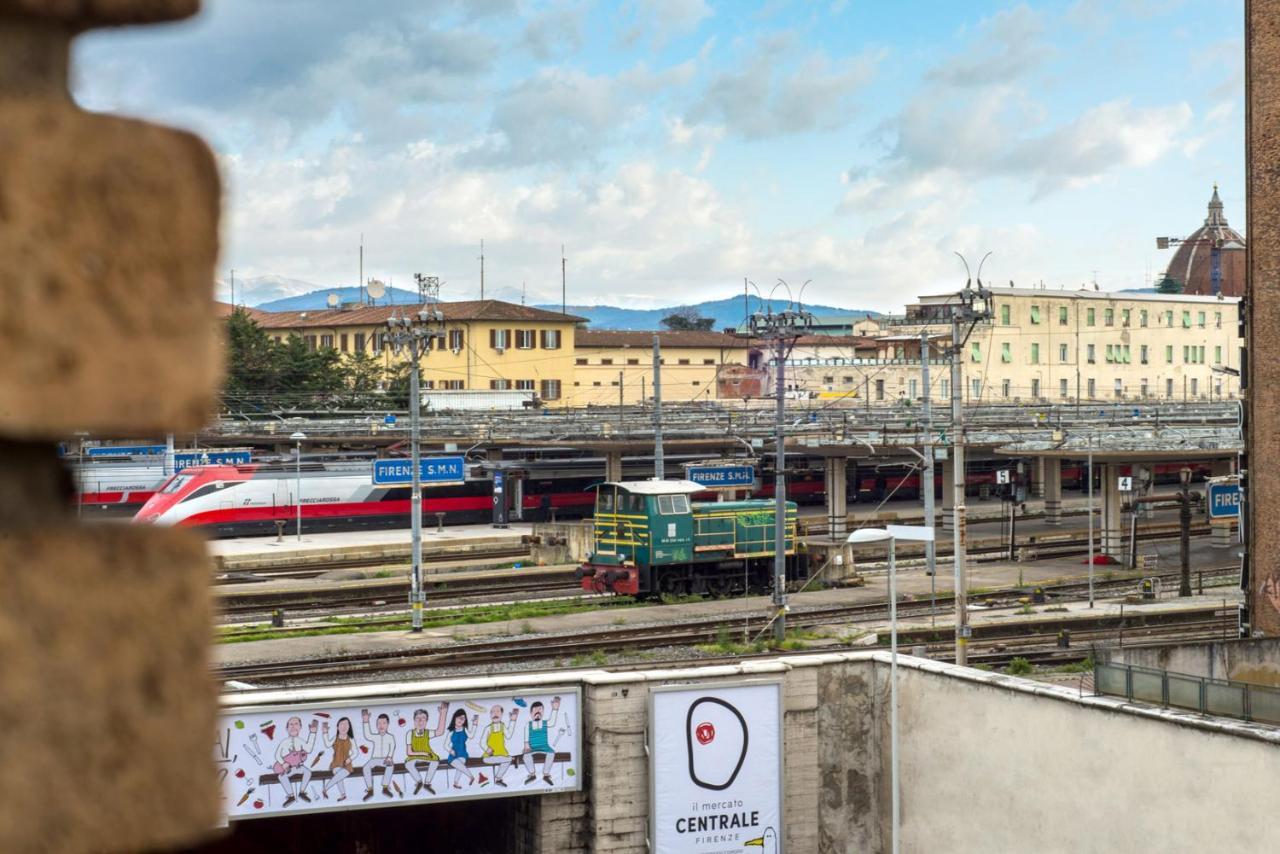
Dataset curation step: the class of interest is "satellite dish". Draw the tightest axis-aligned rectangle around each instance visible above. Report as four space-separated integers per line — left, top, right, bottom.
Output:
367 278 386 300
326 293 339 308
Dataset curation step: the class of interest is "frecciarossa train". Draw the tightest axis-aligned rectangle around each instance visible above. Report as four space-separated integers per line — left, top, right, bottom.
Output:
575 480 806 598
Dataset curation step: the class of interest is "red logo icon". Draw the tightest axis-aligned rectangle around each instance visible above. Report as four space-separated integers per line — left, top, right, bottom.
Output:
695 722 715 745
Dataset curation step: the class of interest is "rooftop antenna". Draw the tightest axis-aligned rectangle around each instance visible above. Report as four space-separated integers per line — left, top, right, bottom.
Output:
359 234 364 305
479 238 485 300
414 273 441 306
326 293 339 309
367 278 387 304
522 280 527 306
561 244 567 314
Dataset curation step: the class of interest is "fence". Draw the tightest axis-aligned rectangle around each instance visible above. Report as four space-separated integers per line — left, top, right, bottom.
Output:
1095 661 1280 725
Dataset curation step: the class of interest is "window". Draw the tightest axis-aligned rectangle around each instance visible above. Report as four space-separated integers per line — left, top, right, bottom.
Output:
842 376 853 384
1059 306 1069 325
1165 310 1174 326
442 380 464 390
1104 308 1114 326
1121 309 1130 326
490 328 510 350
319 334 333 349
592 381 601 387
971 378 982 399
490 379 511 390
1165 345 1174 364
515 329 536 349
1001 379 1011 398
354 332 366 352
1114 379 1123 398
1106 344 1114 363
1001 342 1011 363
1215 312 1222 329
540 329 561 349
1030 305 1041 324
1000 304 1011 325
1122 345 1130 364
627 358 639 366
875 379 885 401
1140 379 1149 397
1199 345 1206 363
940 379 950 399
970 342 981 362
1087 344 1096 364
909 379 919 399
1087 378 1096 398
1060 378 1069 398
1030 342 1039 364
1215 345 1223 364
1197 311 1206 328
600 358 613 365
1182 311 1192 328
1087 308 1096 326
340 333 349 352
1140 345 1149 365
677 358 690 365
656 494 690 514
1059 343 1069 362
1183 345 1190 363
420 380 434 389
703 358 716 365
1164 378 1173 397
1031 378 1040 398
823 375 835 385
575 357 588 365
1191 378 1199 396
448 329 464 350
540 379 561 400
373 332 386 353
692 380 701 386
1139 310 1148 327
516 379 535 391
1216 380 1223 397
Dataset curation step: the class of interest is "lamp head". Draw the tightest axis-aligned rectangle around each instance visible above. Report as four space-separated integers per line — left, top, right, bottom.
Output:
846 528 893 544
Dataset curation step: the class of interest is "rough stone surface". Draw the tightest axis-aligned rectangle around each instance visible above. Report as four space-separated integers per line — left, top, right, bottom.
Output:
0 524 219 852
1248 0 1280 634
0 100 222 437
0 0 198 27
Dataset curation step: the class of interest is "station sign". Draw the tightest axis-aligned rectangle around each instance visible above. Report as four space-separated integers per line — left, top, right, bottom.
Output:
1207 478 1241 520
86 444 166 457
217 687 582 822
173 450 252 472
685 464 756 490
372 456 467 486
650 681 782 854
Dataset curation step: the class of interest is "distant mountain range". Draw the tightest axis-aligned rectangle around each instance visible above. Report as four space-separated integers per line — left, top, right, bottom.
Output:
537 296 878 331
235 275 879 329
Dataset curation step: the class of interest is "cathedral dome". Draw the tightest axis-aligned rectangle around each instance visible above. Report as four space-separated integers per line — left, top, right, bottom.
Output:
1163 184 1246 297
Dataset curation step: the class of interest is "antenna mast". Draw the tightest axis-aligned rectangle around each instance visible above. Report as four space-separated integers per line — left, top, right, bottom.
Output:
415 274 441 305
561 244 567 314
479 239 485 300
230 268 235 307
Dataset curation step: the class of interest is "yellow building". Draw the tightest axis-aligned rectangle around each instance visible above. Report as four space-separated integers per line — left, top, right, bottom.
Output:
571 330 750 405
252 299 586 405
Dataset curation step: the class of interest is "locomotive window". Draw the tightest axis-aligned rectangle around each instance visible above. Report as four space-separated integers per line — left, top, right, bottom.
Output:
657 495 690 514
597 491 614 513
159 475 193 494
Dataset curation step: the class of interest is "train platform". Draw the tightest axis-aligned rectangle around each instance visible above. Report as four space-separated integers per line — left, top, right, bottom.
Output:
214 541 1241 671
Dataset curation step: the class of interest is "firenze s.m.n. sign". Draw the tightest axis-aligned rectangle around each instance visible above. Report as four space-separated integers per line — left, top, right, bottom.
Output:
650 681 783 854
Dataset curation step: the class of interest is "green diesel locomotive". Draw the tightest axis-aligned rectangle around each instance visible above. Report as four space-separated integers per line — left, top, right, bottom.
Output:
576 480 805 597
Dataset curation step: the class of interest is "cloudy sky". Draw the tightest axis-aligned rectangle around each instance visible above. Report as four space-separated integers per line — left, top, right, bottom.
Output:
75 0 1243 310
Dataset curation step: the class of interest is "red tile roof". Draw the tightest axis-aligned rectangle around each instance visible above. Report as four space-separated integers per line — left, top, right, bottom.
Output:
251 299 588 329
575 329 751 349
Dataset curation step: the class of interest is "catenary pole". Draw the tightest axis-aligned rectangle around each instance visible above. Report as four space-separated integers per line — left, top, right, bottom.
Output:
653 334 664 479
921 330 937 621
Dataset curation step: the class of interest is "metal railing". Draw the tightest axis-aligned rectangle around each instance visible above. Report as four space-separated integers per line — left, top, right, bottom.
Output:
1095 661 1280 726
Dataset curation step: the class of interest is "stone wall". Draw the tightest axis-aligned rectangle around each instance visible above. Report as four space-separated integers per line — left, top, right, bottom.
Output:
1107 636 1280 687
0 2 222 851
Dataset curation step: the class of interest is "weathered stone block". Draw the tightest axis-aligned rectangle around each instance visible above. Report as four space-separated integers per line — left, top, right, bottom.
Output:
0 524 218 852
0 0 198 28
0 100 222 437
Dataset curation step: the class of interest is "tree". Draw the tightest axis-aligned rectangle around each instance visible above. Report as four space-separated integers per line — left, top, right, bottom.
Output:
341 349 388 408
661 306 715 331
224 308 282 394
1156 275 1182 295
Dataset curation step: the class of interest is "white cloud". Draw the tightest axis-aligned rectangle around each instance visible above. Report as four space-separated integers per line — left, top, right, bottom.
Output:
621 0 713 49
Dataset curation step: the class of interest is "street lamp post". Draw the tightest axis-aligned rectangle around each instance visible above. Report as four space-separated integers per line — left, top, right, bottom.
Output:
1179 466 1193 597
847 524 936 854
289 431 306 542
387 297 446 633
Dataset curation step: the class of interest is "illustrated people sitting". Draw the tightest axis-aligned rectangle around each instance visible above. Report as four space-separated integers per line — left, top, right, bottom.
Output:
522 696 560 785
320 717 356 802
481 704 519 787
273 716 318 806
444 707 478 789
405 703 449 795
361 709 397 801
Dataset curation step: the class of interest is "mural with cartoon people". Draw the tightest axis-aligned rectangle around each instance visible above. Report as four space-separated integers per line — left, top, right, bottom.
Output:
216 690 581 821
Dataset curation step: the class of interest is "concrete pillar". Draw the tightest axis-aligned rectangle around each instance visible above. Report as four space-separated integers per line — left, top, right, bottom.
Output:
1101 463 1124 560
824 455 849 539
1032 458 1046 498
1043 457 1063 525
1210 458 1233 477
941 461 955 531
604 450 623 483
1212 522 1235 549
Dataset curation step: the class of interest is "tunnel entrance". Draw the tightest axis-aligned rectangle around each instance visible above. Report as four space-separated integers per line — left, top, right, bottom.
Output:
188 796 536 854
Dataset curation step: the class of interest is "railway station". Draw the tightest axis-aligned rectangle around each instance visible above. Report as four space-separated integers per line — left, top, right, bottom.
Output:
8 3 1280 854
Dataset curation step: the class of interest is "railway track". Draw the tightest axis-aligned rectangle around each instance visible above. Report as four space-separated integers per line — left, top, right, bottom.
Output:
214 546 534 583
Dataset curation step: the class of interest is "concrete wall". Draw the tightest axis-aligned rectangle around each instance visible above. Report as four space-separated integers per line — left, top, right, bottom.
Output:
1107 637 1280 687
895 659 1280 853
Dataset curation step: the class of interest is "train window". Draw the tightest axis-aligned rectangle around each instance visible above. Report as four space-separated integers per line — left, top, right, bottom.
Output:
657 495 690 514
159 475 192 494
598 491 614 513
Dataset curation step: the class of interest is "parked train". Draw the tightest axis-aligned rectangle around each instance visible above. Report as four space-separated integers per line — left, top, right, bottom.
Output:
575 480 806 597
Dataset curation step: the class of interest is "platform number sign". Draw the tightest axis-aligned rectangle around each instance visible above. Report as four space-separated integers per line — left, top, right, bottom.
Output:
996 470 1010 485
1118 476 1133 492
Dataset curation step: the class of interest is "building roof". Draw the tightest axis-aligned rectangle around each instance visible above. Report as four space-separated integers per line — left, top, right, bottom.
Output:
251 299 588 329
791 335 880 347
1165 185 1247 297
914 285 1240 306
574 329 750 349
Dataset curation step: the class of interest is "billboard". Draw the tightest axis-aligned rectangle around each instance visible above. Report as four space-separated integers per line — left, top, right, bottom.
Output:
650 681 783 854
217 688 580 821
